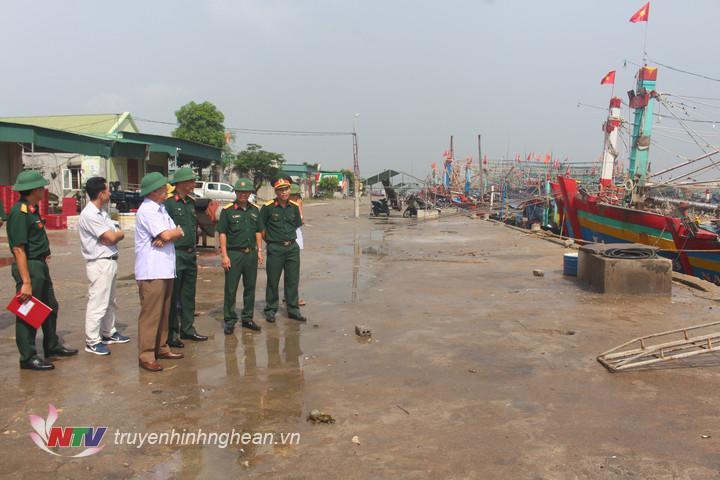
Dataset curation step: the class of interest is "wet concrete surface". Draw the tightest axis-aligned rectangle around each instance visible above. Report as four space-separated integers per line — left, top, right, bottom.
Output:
2 200 720 478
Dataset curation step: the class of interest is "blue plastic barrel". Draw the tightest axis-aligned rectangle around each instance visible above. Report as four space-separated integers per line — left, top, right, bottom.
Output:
563 252 578 276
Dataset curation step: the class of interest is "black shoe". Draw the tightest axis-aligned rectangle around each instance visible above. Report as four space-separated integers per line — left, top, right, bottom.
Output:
20 358 55 371
289 314 307 322
242 320 261 332
46 346 79 357
168 339 185 348
181 333 208 342
224 325 235 335
264 314 276 323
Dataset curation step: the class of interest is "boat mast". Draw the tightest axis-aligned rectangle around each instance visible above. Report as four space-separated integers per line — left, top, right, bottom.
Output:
600 97 622 188
627 66 659 187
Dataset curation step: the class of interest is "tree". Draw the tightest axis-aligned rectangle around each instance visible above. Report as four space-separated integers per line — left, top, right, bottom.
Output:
318 176 339 197
233 144 285 191
172 101 227 168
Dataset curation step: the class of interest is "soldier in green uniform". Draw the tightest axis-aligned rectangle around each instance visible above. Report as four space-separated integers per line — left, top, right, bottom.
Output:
260 178 306 323
165 167 208 347
217 178 264 334
7 171 78 370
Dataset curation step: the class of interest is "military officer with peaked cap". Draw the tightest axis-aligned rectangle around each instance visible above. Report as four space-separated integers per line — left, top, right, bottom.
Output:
7 170 78 370
165 167 208 347
217 178 264 334
260 178 306 323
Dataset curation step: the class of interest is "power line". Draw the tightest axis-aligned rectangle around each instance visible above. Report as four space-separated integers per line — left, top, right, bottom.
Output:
134 117 352 136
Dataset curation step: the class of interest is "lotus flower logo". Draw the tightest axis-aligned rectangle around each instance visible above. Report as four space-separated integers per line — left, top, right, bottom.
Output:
29 404 106 457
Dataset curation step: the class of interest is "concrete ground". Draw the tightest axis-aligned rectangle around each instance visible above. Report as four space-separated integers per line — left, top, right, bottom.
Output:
1 199 720 479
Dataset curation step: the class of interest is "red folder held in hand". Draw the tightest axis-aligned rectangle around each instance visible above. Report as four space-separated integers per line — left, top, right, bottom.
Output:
6 295 52 329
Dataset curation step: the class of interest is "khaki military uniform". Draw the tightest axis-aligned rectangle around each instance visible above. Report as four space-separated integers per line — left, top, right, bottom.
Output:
217 201 261 326
7 199 61 362
165 193 199 340
260 199 303 318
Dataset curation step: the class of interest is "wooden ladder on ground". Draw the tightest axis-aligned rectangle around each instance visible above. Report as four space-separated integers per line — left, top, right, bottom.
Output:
597 321 720 372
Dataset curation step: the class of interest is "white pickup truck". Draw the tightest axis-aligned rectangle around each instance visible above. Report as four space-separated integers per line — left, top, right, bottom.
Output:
193 181 236 202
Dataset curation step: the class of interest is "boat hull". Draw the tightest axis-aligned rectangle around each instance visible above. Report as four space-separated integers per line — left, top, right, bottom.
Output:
553 176 720 285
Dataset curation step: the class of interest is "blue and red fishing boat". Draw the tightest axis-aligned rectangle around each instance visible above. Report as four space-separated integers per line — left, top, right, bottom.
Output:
553 64 720 284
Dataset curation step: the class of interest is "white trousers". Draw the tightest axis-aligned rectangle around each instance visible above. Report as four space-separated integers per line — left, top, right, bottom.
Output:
85 258 118 346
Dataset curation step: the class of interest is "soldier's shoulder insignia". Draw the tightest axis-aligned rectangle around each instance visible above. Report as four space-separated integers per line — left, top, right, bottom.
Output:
264 200 274 206
19 204 28 214
249 201 259 209
289 200 300 207
223 202 234 210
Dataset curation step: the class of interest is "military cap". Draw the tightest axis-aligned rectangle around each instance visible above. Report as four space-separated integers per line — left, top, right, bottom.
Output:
171 167 196 185
13 170 49 192
234 178 254 192
273 178 291 190
140 172 169 196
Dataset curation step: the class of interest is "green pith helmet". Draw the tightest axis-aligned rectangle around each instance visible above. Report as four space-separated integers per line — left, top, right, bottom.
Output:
289 184 301 195
13 170 49 192
234 178 254 192
140 172 169 196
171 167 196 185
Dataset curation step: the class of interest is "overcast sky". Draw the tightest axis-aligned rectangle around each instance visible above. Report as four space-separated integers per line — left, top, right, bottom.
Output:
3 0 719 178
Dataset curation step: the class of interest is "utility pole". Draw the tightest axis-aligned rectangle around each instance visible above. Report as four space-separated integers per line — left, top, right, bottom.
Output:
352 130 360 219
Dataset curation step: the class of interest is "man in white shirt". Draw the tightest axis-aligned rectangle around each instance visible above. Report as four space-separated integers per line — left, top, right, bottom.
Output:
78 177 129 356
135 172 185 372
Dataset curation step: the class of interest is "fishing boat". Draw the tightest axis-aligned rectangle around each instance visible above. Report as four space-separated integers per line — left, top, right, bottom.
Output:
553 63 720 285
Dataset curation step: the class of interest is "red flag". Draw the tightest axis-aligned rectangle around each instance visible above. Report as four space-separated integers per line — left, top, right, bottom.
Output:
483 155 488 165
526 153 532 161
431 162 437 170
629 2 650 23
600 70 616 85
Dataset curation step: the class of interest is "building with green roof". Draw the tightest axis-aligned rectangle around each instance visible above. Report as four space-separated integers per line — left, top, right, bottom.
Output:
0 113 138 136
0 113 220 201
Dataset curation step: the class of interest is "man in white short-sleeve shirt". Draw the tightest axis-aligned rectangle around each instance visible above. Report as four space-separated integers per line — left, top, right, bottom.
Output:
78 177 129 356
134 172 185 372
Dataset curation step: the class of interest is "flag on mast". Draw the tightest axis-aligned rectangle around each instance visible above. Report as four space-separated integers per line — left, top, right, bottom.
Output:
629 2 650 23
600 70 616 85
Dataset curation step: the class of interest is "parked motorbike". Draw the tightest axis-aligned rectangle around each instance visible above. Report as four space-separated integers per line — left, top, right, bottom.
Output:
370 198 390 217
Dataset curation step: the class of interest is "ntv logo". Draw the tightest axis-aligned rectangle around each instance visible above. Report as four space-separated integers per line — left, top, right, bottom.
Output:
29 404 106 457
